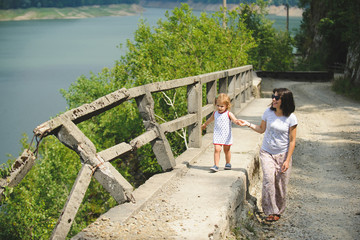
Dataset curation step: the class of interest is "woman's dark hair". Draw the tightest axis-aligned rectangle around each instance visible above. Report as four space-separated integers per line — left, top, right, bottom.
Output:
270 88 295 117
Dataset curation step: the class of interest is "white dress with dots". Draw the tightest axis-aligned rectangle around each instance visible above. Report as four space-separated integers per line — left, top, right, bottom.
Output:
213 110 232 145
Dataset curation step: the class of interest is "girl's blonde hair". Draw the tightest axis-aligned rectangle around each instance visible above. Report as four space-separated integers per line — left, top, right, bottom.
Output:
215 93 231 110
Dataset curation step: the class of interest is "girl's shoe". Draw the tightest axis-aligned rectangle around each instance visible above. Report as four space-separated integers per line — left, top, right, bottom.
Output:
210 165 219 172
224 163 232 170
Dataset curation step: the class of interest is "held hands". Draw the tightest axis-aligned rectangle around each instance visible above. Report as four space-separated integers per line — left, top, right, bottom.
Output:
203 119 251 128
236 119 251 127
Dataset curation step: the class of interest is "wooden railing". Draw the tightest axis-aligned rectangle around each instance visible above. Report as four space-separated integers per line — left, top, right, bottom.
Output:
0 65 255 239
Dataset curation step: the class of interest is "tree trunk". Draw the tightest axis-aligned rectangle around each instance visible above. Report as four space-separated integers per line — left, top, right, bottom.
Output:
345 42 360 86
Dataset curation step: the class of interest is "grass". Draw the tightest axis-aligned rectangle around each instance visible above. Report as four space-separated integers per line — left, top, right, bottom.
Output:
0 4 142 21
332 76 360 102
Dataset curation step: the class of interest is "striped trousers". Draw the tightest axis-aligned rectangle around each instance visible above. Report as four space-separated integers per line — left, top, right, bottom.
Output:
260 149 292 216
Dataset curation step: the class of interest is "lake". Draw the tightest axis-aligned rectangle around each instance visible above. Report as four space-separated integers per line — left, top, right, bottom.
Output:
0 7 301 163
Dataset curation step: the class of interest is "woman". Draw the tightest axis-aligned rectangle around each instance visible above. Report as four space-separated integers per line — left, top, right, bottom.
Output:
238 88 297 222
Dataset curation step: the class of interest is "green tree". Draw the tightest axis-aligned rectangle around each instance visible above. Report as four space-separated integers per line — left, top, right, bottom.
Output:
237 0 295 71
0 3 296 239
295 0 360 74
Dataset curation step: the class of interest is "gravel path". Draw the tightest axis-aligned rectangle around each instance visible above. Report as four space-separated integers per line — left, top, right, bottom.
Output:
248 79 360 240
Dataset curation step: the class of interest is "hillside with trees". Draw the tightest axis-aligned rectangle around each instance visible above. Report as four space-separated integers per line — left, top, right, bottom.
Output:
0 0 299 9
0 0 138 9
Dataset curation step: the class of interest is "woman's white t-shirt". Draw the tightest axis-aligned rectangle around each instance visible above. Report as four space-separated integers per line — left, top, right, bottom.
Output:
261 108 297 155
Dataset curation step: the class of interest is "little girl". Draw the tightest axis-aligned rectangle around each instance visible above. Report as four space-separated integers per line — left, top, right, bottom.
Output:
201 93 239 172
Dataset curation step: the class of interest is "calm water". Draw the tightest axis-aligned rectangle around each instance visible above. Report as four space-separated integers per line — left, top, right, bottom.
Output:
0 7 301 163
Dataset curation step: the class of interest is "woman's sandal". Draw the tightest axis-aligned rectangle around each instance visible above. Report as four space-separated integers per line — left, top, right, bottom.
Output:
265 214 281 222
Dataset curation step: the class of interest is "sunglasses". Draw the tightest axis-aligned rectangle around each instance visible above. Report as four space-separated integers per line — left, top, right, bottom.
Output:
272 94 280 101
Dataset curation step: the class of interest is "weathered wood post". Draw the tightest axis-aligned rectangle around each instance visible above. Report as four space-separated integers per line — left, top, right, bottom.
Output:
57 117 134 203
240 71 246 103
187 79 202 148
50 164 93 240
245 70 252 101
136 91 176 171
50 117 134 239
204 78 217 133
218 72 228 94
0 150 36 202
234 73 242 112
227 72 236 112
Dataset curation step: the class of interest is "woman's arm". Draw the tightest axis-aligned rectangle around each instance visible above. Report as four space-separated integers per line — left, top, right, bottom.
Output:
281 125 297 173
238 119 266 134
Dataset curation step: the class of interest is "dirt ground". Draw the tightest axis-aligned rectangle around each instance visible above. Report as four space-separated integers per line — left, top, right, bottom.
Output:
237 79 360 240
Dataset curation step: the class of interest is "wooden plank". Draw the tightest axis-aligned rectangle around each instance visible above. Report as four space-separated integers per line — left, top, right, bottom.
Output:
0 150 36 201
202 104 215 118
146 76 199 93
135 92 176 171
199 71 227 84
126 85 147 99
227 65 252 76
34 88 130 136
50 164 93 240
130 129 158 149
55 118 134 204
161 114 197 133
93 161 134 204
187 82 202 148
98 142 133 162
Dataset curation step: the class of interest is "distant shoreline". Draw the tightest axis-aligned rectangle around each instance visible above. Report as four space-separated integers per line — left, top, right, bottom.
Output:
0 4 143 21
140 1 303 17
0 3 302 22
266 5 303 17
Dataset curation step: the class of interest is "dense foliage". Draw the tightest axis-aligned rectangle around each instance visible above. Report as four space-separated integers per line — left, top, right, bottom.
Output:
0 0 299 9
332 76 360 102
295 0 360 71
0 2 295 239
239 1 294 71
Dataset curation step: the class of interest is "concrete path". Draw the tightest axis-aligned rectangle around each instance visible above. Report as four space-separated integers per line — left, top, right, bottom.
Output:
73 98 270 240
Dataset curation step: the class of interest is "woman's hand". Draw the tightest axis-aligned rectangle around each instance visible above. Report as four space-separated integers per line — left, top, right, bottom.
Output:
282 125 297 173
237 119 250 127
281 160 290 173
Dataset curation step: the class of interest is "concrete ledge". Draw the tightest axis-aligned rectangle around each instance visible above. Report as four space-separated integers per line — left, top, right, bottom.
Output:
99 134 213 224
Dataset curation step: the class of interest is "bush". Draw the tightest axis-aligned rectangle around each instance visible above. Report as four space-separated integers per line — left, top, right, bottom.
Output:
332 76 360 102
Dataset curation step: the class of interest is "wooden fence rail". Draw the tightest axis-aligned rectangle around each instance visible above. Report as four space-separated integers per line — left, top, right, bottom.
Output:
0 65 255 239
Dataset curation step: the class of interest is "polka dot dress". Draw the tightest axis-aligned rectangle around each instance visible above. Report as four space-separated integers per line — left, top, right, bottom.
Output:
213 110 232 145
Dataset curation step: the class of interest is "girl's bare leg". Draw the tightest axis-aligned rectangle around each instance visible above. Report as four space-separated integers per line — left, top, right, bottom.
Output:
223 145 231 164
214 145 222 166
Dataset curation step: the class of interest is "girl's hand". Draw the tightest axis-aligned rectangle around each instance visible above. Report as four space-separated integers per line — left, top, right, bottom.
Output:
237 119 250 127
201 124 207 130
